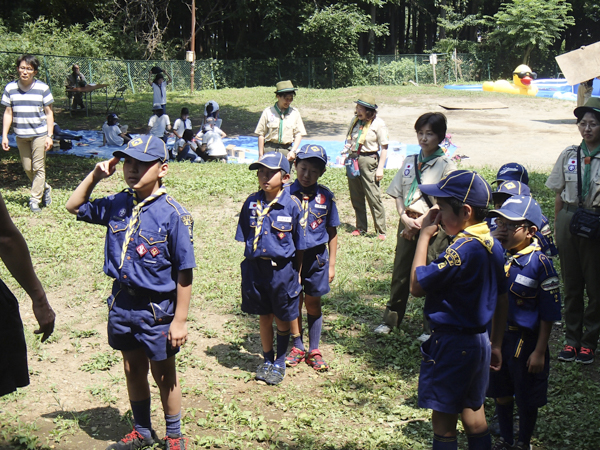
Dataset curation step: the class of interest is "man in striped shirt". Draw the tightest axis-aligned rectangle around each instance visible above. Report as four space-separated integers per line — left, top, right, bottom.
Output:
2 54 54 213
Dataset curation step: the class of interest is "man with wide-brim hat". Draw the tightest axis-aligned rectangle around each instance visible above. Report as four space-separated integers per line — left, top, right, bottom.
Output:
344 94 388 239
255 80 306 163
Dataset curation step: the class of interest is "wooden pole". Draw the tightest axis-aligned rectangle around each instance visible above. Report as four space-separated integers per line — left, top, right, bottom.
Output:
190 0 196 93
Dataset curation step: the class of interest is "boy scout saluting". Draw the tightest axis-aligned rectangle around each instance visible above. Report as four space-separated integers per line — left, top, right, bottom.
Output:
255 80 306 162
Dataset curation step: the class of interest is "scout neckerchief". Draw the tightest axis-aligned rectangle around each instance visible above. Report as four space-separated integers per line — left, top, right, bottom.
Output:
298 186 317 229
454 222 495 254
580 140 600 199
346 117 372 152
504 238 540 276
119 187 167 269
253 189 284 252
274 103 290 144
404 147 445 207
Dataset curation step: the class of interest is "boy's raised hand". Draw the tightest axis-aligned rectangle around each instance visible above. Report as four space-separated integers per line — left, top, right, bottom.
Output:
419 206 441 239
94 157 120 181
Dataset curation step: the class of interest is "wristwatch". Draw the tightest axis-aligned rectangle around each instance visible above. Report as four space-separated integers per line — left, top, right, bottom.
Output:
49 135 54 139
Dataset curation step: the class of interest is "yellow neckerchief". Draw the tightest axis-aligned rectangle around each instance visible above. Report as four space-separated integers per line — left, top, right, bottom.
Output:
119 187 167 269
454 222 495 254
346 117 372 152
298 186 317 230
253 189 284 252
504 238 540 276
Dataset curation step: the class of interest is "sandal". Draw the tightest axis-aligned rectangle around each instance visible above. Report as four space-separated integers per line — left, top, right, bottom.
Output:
306 349 329 371
285 347 306 367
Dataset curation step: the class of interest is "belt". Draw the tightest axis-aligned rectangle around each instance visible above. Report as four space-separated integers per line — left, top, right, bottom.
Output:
265 142 292 148
564 204 600 214
432 325 486 335
119 283 171 299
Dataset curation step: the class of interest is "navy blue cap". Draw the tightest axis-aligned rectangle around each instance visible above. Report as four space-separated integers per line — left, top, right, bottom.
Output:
494 163 529 185
419 170 492 208
492 180 531 203
249 152 290 174
489 195 543 229
113 135 169 163
296 144 327 164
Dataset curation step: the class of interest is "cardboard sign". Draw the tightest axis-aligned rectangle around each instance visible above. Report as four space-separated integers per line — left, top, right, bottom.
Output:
555 42 600 86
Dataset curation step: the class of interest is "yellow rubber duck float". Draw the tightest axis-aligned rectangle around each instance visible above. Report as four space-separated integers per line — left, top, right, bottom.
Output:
483 64 538 96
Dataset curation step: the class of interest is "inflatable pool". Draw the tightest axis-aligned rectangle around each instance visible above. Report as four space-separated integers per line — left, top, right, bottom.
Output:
445 78 600 101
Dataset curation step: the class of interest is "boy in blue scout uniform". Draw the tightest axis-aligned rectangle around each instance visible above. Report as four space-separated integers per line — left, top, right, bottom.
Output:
487 196 561 450
65 135 195 450
410 170 509 450
490 164 558 258
236 152 306 385
284 144 339 371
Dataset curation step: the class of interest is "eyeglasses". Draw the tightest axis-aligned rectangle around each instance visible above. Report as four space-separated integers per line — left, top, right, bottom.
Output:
578 121 599 129
18 66 35 72
495 218 527 231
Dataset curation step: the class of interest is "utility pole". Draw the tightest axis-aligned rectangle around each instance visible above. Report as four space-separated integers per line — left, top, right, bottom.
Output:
190 0 196 93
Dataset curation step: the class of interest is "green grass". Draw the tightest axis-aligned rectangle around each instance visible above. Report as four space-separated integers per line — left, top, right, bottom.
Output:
1 100 599 448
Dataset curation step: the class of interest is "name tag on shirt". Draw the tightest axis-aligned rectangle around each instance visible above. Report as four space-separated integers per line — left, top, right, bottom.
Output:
278 216 292 223
315 204 327 209
515 274 538 288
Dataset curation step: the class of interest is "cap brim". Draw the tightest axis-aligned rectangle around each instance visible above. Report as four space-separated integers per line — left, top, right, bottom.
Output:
355 100 377 109
491 192 511 202
419 183 452 199
574 106 600 117
488 209 527 223
248 161 289 173
296 153 326 162
113 149 162 162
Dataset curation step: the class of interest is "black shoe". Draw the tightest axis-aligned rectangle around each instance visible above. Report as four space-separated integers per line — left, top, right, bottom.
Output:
558 344 578 362
265 365 285 385
255 361 272 382
576 347 595 364
106 429 157 450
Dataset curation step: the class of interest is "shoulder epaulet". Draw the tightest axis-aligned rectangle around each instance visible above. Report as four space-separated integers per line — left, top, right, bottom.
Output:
290 195 302 209
317 184 336 202
165 195 189 216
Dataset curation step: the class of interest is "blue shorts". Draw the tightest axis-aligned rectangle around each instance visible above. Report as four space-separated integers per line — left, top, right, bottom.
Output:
301 244 330 297
418 330 491 414
241 258 300 321
487 328 549 409
107 282 179 361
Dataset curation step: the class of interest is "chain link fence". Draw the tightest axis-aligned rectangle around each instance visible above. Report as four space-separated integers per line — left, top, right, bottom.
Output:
0 51 487 99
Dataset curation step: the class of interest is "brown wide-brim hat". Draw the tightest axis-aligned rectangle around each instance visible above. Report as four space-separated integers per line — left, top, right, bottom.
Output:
275 80 297 94
574 97 600 119
355 95 378 110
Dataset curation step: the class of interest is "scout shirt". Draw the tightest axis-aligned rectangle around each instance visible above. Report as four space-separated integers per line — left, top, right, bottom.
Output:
546 144 600 208
288 179 340 248
254 105 306 145
236 188 306 260
346 116 389 155
387 153 456 216
504 240 561 332
77 189 196 293
416 222 507 329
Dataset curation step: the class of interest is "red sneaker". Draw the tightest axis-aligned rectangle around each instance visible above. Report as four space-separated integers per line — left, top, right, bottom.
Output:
558 344 577 362
306 349 329 371
351 229 365 236
285 347 306 367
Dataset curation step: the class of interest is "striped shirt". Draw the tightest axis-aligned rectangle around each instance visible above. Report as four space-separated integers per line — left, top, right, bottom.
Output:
1 80 54 137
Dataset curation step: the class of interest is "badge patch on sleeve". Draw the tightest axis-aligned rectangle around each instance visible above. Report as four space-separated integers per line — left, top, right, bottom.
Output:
249 202 258 209
149 246 160 257
541 276 560 291
444 248 462 266
437 261 448 270
136 243 148 257
278 232 286 240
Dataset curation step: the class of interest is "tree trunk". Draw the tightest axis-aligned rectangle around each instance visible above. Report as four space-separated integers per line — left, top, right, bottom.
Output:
522 44 533 65
439 0 446 40
368 3 377 56
399 0 406 53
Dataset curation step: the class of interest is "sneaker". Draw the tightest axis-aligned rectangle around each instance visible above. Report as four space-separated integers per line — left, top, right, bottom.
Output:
377 234 386 241
265 365 285 385
164 434 189 450
42 186 52 207
285 347 306 367
106 429 156 450
513 442 532 450
29 200 41 213
576 347 595 364
558 344 578 362
306 349 329 371
255 361 272 382
491 437 514 450
374 324 392 334
416 333 431 343
351 229 365 236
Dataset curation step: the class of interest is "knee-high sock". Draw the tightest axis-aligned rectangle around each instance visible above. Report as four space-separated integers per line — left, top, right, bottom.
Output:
496 400 515 445
466 429 491 450
518 406 538 446
275 328 290 367
292 332 305 351
130 398 152 439
165 411 181 437
307 313 323 352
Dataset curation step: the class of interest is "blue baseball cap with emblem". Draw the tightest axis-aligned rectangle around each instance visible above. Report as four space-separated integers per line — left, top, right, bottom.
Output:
492 180 531 204
494 162 529 185
249 152 290 174
296 144 327 164
419 169 492 208
489 194 543 229
113 135 169 163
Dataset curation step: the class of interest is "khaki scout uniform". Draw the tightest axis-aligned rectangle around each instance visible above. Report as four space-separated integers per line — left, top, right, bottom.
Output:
383 154 457 329
254 106 306 158
347 116 389 234
546 145 600 351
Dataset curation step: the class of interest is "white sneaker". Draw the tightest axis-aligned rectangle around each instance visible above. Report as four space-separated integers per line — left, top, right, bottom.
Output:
374 324 392 334
416 333 431 343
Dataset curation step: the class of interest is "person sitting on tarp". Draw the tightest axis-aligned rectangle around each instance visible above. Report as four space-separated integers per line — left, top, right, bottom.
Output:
101 113 131 147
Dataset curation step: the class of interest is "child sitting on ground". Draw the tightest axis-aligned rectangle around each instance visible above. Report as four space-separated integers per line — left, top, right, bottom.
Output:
148 103 171 142
487 195 561 450
235 153 306 385
65 135 195 450
102 113 131 147
172 108 192 158
285 144 339 371
410 170 508 450
195 124 228 162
